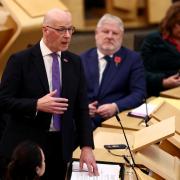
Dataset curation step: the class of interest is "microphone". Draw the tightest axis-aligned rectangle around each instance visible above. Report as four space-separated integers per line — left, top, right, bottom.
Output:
115 114 139 180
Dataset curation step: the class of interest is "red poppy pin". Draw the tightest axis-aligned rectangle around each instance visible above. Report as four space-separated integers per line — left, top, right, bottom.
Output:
114 56 122 67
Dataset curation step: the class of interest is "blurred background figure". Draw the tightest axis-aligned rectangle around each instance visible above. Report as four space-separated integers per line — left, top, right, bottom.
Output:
5 141 45 180
140 1 180 97
80 14 146 129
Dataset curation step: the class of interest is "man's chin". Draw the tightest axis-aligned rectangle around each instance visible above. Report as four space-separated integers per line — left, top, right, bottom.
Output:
103 45 115 51
61 45 69 51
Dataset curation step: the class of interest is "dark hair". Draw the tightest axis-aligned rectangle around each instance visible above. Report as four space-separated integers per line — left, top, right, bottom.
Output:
160 2 180 35
5 141 43 180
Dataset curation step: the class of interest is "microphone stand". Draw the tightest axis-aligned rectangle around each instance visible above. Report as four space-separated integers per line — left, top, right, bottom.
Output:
139 98 150 127
115 114 139 180
144 98 150 127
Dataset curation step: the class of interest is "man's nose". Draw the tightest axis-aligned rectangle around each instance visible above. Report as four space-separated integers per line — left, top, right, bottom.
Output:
107 31 113 38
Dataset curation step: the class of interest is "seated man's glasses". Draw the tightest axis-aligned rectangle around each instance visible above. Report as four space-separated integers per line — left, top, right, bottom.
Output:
46 26 75 34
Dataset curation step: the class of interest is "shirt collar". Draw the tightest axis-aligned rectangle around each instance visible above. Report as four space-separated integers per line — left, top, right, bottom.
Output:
97 49 113 60
40 39 61 57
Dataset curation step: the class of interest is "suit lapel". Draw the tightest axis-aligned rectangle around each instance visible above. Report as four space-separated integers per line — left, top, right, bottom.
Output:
60 52 69 97
31 44 49 93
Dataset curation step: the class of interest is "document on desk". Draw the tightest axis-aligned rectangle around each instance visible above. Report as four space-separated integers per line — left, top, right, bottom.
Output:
128 103 159 118
71 161 120 180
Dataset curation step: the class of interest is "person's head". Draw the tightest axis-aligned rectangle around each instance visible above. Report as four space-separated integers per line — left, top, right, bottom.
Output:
160 2 180 39
95 13 124 55
42 8 75 52
6 141 45 180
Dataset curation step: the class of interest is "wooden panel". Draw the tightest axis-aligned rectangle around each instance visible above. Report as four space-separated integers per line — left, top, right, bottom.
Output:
150 97 180 110
152 102 180 135
14 0 67 17
135 167 155 180
61 0 85 30
160 87 180 99
147 0 172 23
102 111 145 131
113 0 137 11
135 145 180 180
160 139 180 158
0 26 14 51
106 0 138 20
133 117 175 151
94 127 134 149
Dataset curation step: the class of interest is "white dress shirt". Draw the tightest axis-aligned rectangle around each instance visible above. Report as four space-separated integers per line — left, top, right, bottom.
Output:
97 49 113 84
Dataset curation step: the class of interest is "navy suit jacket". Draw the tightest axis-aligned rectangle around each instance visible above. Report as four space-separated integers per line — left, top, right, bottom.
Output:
0 43 93 161
80 47 146 112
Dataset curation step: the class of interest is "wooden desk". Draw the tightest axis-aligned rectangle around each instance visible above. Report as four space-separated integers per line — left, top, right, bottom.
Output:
74 117 175 162
102 97 180 158
135 145 180 180
73 127 134 163
150 117 180 158
73 118 176 180
102 111 148 131
150 96 180 110
102 97 155 130
160 86 180 99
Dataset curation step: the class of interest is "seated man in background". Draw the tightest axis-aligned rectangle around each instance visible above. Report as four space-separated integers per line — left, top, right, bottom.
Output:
80 14 146 129
140 2 180 97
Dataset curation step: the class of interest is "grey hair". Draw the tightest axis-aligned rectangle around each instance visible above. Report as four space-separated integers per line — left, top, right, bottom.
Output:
96 13 124 31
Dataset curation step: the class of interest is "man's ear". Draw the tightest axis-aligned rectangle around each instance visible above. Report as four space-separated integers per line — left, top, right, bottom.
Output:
42 27 48 34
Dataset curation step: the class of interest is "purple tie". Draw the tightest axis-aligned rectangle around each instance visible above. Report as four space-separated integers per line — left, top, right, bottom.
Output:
51 52 61 130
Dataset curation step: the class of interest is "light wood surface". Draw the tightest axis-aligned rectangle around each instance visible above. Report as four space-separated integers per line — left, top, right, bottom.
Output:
102 97 180 150
160 86 180 99
147 0 171 23
150 118 180 150
73 117 175 163
133 117 175 151
147 97 180 149
101 111 147 131
135 167 155 180
159 139 180 159
14 0 67 17
73 128 134 163
113 0 138 11
152 102 180 135
94 127 134 149
135 144 180 180
102 97 156 130
106 0 138 21
150 97 180 110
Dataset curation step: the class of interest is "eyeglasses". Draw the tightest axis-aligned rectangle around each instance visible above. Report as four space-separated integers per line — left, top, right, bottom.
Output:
46 26 75 34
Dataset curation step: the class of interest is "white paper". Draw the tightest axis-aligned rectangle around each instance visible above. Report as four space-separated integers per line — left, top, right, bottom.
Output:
129 103 157 118
71 161 120 180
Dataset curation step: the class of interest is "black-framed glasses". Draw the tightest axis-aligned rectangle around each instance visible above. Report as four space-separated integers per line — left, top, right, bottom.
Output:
46 26 75 34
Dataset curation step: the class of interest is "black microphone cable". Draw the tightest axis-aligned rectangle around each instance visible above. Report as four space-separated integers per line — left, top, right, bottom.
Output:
115 114 139 180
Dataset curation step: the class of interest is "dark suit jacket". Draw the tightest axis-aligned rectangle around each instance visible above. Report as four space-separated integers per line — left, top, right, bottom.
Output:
140 32 180 96
80 47 146 113
0 43 93 161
